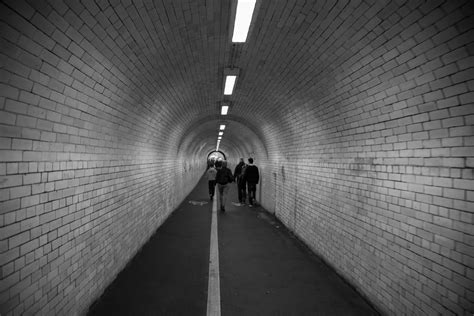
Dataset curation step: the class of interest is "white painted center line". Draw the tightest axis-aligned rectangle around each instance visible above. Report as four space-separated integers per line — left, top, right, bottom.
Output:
206 195 221 316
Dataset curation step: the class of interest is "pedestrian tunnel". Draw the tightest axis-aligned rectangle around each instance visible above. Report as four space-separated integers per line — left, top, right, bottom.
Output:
0 1 473 315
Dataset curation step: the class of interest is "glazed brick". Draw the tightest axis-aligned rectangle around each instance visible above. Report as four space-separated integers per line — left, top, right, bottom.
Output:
0 137 12 150
0 0 473 315
0 151 22 162
9 186 31 199
5 100 29 115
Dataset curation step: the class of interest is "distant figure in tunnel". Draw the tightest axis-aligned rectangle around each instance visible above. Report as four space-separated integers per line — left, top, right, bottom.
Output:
244 158 259 206
206 162 217 200
215 159 234 212
234 158 247 204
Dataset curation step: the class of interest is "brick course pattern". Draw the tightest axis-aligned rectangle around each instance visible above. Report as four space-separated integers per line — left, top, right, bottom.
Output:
0 0 210 314
254 1 474 315
0 0 473 315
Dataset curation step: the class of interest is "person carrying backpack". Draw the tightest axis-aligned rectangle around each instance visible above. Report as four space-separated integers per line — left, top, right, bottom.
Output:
206 162 217 200
215 159 234 212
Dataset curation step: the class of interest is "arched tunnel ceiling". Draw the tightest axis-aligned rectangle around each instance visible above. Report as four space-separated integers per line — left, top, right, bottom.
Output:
1 0 396 161
6 0 466 162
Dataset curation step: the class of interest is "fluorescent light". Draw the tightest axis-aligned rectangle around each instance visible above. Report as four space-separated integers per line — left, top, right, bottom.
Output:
218 131 223 136
220 124 226 130
223 68 239 96
224 75 237 95
221 105 229 115
218 136 222 140
232 0 257 42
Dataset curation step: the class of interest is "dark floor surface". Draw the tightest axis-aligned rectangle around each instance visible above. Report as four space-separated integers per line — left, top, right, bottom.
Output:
88 175 379 316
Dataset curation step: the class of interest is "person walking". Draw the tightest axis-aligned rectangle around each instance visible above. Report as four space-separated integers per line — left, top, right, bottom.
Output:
244 157 259 206
215 159 234 212
206 162 217 200
234 158 247 204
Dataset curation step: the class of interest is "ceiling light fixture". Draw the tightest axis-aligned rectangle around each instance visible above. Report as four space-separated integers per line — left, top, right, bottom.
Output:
232 0 257 43
220 124 226 130
221 104 229 115
224 75 237 95
218 131 224 136
223 68 239 95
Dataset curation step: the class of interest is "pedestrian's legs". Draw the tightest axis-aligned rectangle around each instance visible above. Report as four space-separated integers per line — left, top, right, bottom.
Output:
247 183 252 205
241 182 247 203
248 183 256 205
218 184 223 208
208 180 216 199
237 180 243 203
218 184 227 211
222 185 229 211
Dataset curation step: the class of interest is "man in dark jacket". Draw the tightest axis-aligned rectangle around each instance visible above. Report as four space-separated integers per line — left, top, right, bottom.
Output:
215 159 234 212
243 158 259 206
234 158 247 204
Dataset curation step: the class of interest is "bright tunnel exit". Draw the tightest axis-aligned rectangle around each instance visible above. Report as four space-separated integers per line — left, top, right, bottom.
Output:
207 150 227 168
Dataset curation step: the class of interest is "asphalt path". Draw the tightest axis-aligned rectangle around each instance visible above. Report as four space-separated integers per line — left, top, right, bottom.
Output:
88 175 379 315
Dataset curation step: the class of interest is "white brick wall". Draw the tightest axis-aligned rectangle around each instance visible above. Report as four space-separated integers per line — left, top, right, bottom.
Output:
0 0 209 314
1 0 473 315
255 1 474 315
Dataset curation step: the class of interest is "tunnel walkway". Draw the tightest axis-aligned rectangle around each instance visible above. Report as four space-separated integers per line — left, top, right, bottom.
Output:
87 175 379 315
